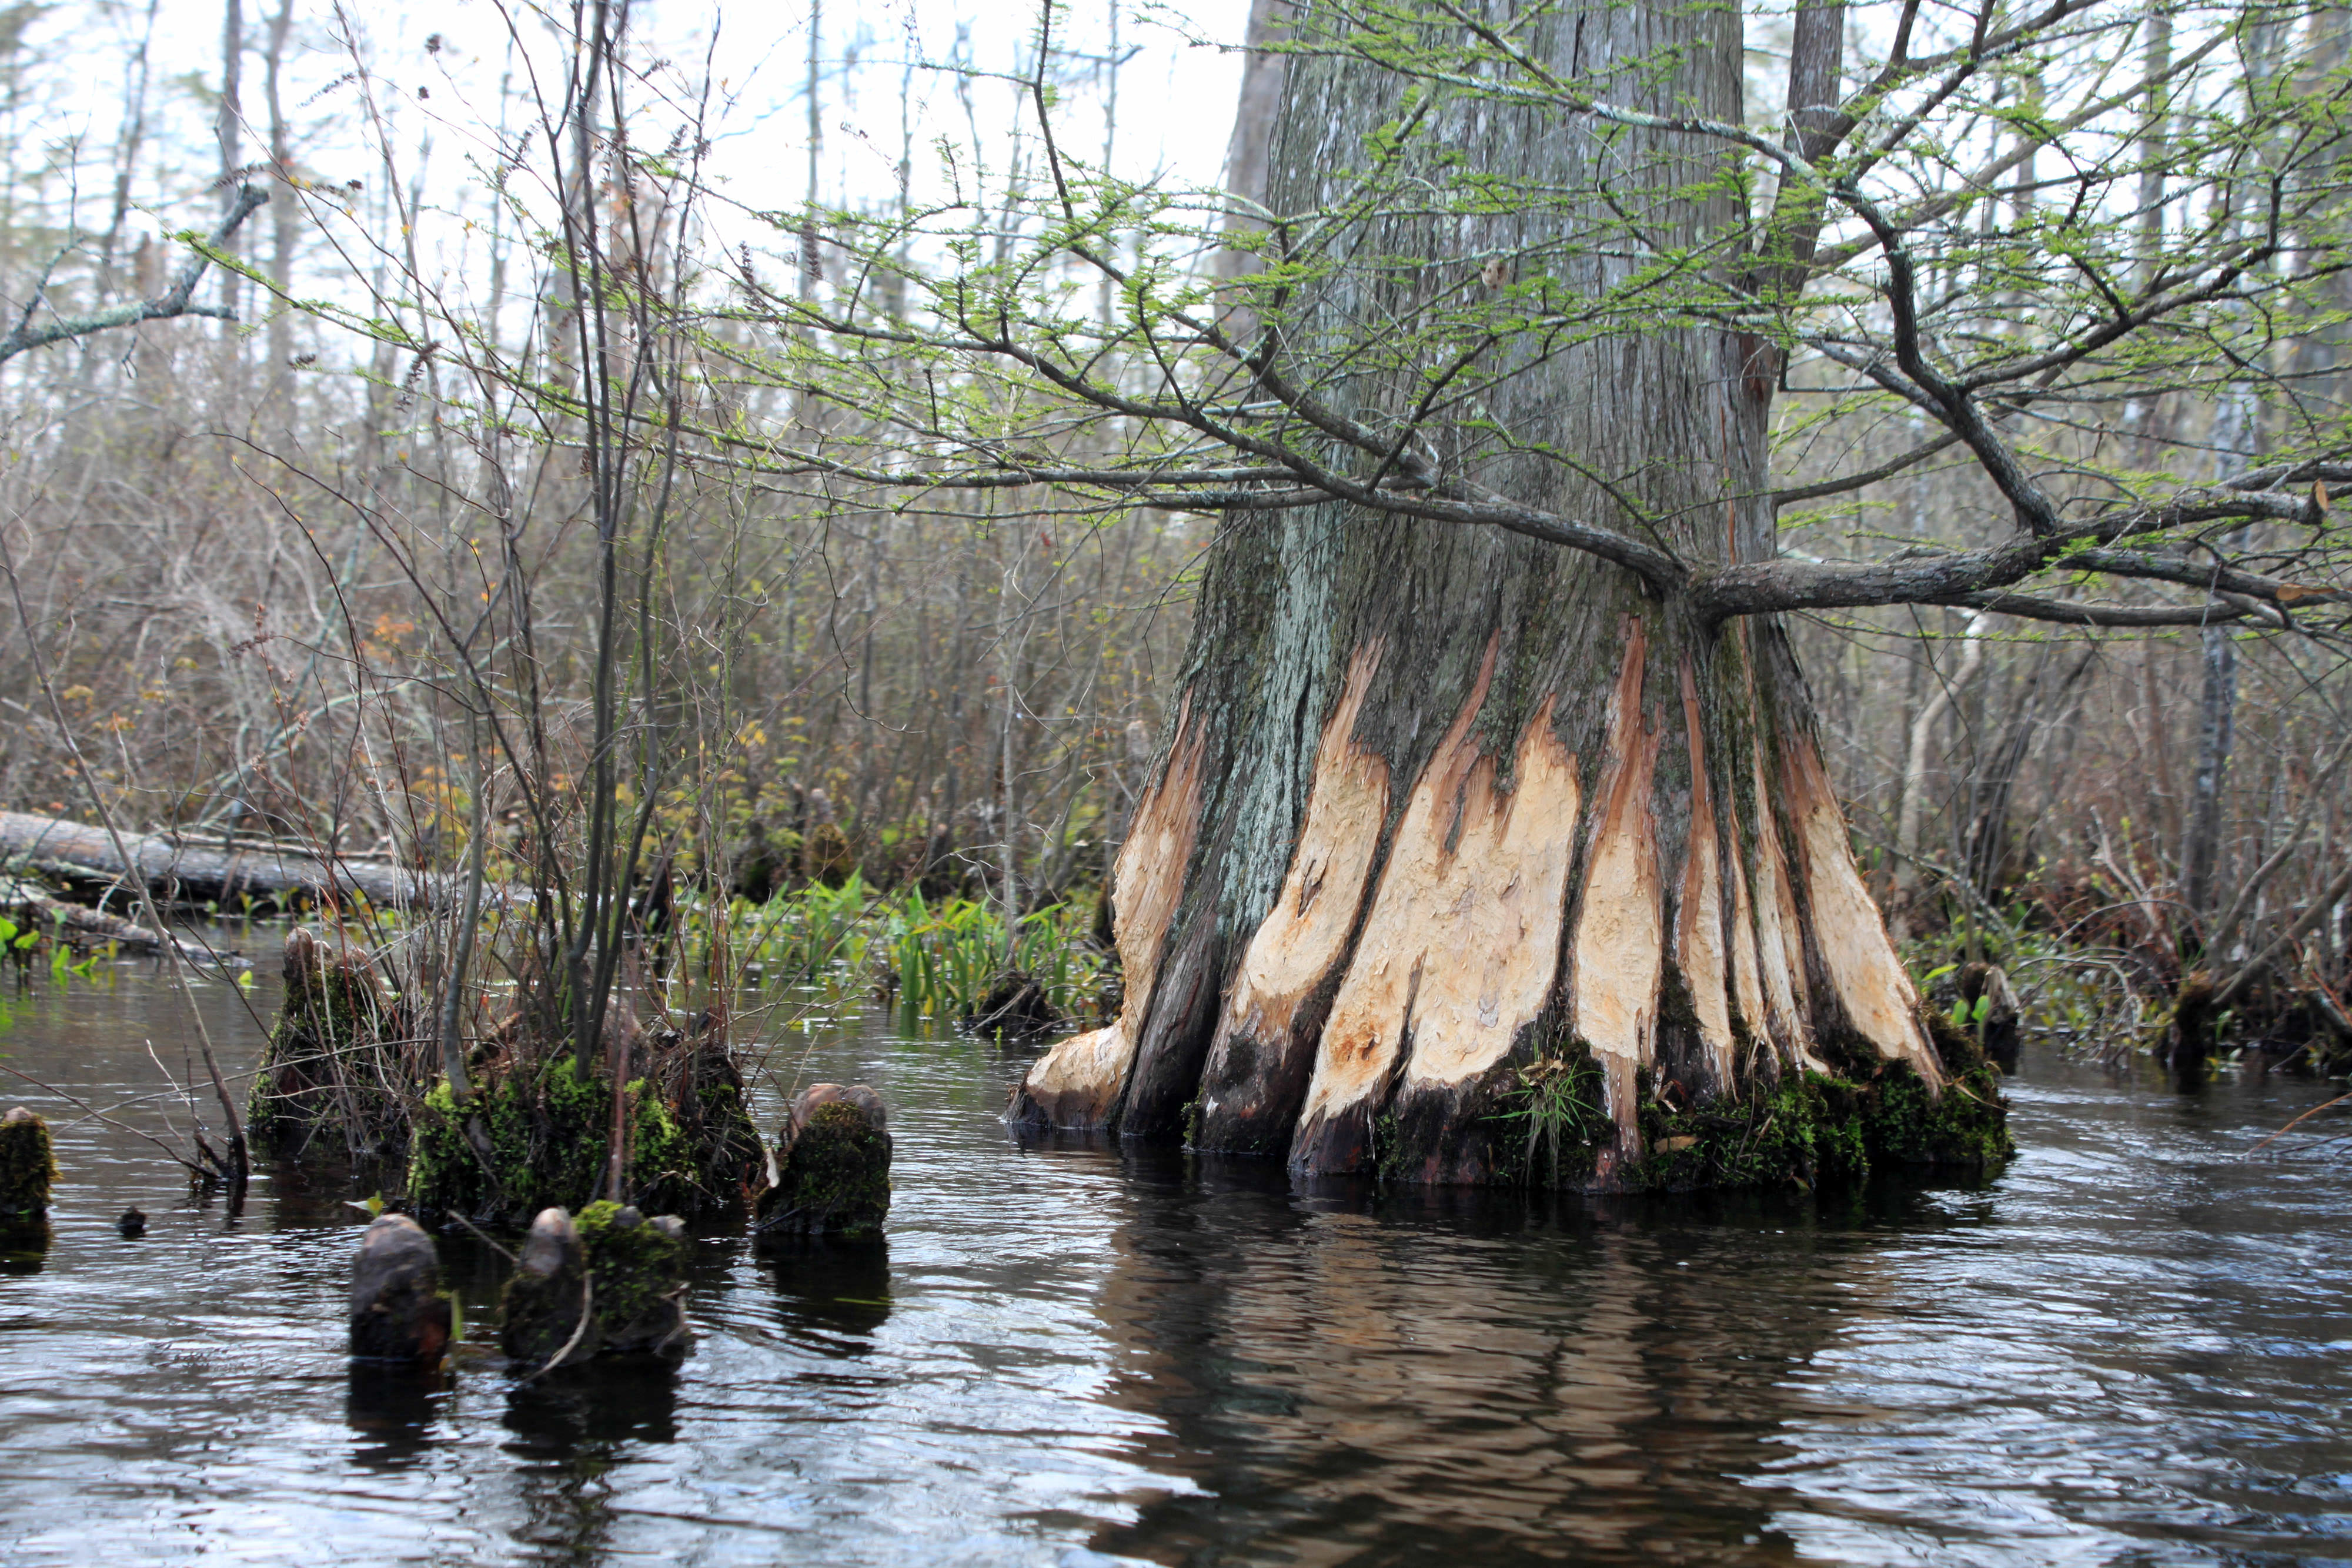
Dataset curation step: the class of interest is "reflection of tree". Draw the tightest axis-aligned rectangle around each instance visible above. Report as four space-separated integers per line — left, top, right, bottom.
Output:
1083 1160 1892 1564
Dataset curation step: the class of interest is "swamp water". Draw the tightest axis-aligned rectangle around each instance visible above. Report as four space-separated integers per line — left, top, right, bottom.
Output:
2 962 2350 1566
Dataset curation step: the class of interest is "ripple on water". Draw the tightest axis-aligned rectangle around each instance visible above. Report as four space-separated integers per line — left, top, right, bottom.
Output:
3 965 2351 1564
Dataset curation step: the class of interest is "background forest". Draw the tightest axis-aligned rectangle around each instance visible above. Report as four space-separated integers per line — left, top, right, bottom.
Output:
0 0 2346 1094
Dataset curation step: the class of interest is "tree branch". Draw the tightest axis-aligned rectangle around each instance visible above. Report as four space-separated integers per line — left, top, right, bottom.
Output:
0 185 268 366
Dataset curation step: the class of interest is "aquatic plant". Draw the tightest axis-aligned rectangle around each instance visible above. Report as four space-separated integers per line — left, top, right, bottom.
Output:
1492 1051 1610 1188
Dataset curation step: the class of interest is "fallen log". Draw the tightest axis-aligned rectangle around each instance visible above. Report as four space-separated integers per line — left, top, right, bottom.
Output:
0 874 227 965
0 811 450 911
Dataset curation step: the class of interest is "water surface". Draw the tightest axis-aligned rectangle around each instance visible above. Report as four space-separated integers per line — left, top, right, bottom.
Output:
2 962 2348 1564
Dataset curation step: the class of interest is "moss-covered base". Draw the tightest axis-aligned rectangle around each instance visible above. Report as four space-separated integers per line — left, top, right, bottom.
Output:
406 1055 759 1226
1626 1061 2012 1193
1486 1044 2012 1195
1 1108 56 1239
500 1201 691 1368
754 1102 891 1242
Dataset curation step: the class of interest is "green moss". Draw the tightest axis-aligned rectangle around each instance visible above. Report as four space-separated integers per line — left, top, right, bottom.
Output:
1863 1062 2014 1170
1628 1064 2009 1192
1488 1042 2011 1195
500 1201 690 1366
573 1200 690 1336
756 1101 890 1241
408 1046 760 1225
0 1109 57 1238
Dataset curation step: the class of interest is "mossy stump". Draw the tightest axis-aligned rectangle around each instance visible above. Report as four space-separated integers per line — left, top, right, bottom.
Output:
0 1106 56 1246
755 1086 891 1244
406 1033 761 1228
967 971 1063 1042
349 1213 453 1363
500 1201 691 1369
248 928 415 1162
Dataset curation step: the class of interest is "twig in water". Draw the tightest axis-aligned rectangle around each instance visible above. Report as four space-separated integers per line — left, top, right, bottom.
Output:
0 1062 208 1175
448 1210 521 1266
2247 1092 2352 1157
516 1272 594 1385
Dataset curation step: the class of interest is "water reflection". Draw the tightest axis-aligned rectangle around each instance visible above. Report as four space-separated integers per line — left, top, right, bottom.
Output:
4 962 2352 1565
760 1238 893 1344
1080 1155 1886 1563
1 1226 47 1273
344 1362 450 1469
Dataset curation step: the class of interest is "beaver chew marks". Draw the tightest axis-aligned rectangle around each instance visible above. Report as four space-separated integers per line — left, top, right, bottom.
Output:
1567 625 1663 1156
1289 641 1581 1176
1194 646 1392 1154
1013 697 1207 1129
1783 731 1944 1086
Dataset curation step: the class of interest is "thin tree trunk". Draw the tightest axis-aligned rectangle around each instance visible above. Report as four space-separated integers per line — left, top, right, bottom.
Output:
1892 611 1987 934
2182 394 2257 924
217 0 246 326
263 0 297 386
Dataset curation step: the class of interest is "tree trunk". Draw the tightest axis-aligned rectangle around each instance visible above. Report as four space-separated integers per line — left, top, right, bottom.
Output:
1010 2 1997 1189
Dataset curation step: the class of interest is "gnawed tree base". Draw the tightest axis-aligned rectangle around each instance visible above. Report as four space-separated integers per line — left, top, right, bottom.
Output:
1011 586 2007 1193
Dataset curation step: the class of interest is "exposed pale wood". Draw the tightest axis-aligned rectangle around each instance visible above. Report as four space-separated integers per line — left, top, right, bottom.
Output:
1783 734 1945 1085
1745 730 1820 1071
1292 640 1583 1174
1013 698 1208 1129
1566 624 1662 1156
1195 647 1391 1150
1673 658 1738 1092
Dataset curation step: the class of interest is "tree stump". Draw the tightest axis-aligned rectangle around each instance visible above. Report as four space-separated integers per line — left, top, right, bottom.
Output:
755 1085 891 1243
349 1213 453 1363
0 1106 55 1246
500 1202 691 1369
1957 962 2023 1074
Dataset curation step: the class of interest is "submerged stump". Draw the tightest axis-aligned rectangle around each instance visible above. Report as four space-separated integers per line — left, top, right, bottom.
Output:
0 1106 55 1245
500 1202 691 1369
349 1213 453 1363
755 1085 891 1243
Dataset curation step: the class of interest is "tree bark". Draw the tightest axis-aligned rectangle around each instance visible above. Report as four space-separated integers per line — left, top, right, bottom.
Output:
1010 1 1987 1189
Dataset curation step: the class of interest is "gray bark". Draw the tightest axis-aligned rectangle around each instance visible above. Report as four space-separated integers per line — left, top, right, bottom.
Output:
1 811 462 911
